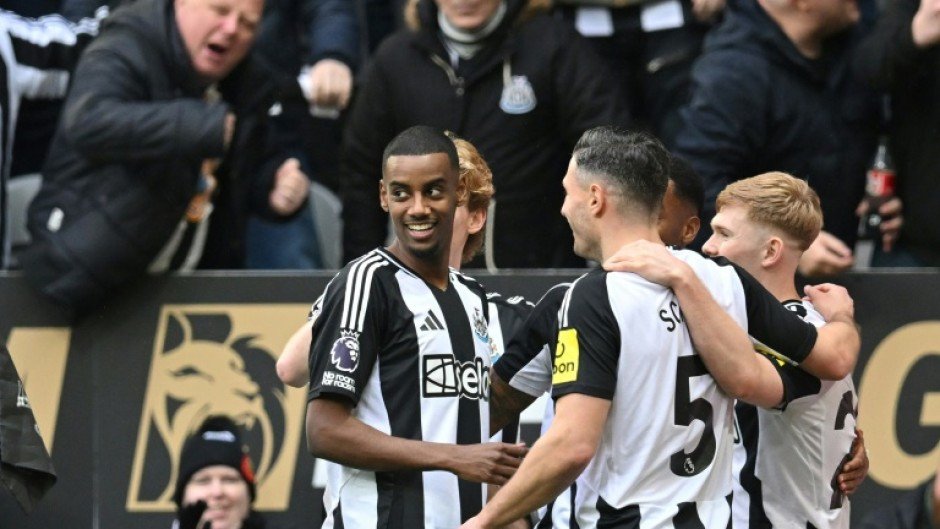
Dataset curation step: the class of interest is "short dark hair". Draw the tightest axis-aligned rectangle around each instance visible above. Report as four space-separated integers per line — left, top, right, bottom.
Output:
573 127 670 215
382 126 459 172
668 155 704 216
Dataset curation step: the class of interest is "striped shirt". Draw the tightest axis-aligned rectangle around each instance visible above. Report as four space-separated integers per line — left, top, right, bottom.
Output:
308 248 496 529
550 250 818 528
732 300 857 529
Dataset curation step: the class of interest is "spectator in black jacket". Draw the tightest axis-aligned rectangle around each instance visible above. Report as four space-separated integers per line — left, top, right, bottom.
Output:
854 0 940 267
21 0 310 313
341 0 630 269
674 0 881 276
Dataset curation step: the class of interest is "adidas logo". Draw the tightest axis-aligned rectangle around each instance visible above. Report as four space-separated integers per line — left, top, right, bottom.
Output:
419 311 445 332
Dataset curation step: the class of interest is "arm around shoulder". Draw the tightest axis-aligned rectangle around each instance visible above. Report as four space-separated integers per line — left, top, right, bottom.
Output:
800 284 859 380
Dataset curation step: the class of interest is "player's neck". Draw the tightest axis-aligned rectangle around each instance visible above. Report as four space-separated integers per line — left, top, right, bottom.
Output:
759 267 800 303
599 224 663 263
388 244 451 290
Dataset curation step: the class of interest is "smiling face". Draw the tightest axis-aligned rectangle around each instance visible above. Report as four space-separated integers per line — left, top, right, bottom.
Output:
381 153 461 270
560 158 601 262
175 0 263 82
702 204 769 274
182 465 250 529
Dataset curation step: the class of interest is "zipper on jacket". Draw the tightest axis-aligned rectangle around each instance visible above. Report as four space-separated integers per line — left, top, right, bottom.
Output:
430 54 465 97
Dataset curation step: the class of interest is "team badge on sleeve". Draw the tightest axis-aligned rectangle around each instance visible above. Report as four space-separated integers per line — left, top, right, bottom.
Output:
330 331 361 373
552 328 580 384
472 308 489 343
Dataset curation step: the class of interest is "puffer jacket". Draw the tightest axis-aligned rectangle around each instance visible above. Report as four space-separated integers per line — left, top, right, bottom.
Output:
22 0 296 312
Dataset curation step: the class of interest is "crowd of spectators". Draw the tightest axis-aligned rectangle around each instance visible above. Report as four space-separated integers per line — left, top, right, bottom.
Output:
0 0 938 312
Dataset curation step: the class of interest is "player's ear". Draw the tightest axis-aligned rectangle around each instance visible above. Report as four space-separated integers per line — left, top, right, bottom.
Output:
763 236 784 267
681 217 701 247
589 183 604 216
379 179 389 212
467 208 486 235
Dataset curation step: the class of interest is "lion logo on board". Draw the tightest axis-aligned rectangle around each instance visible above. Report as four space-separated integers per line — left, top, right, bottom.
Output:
128 305 308 511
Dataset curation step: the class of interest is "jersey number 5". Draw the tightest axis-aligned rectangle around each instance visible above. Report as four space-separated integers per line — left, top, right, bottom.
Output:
670 355 716 477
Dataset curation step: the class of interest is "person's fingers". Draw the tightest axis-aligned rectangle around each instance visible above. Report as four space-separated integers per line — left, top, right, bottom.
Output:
503 443 529 458
278 158 301 178
486 474 508 486
493 463 518 478
855 199 868 217
822 236 853 260
879 197 903 217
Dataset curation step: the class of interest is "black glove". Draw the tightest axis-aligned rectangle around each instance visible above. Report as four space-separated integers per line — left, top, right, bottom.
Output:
177 500 209 529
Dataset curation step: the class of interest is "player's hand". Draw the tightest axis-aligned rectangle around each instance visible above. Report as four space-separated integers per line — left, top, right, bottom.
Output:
447 442 528 485
269 158 310 215
803 283 855 322
307 58 353 110
603 240 688 287
798 231 853 277
839 428 869 495
856 196 903 252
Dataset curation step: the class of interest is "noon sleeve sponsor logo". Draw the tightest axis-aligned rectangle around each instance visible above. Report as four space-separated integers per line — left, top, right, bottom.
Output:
552 328 579 385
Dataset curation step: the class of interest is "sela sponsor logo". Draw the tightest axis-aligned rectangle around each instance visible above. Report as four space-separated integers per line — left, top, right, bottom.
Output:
322 371 356 393
330 331 360 373
422 354 490 401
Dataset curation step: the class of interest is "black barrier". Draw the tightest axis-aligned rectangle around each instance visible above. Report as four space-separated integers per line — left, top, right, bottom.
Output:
0 270 937 528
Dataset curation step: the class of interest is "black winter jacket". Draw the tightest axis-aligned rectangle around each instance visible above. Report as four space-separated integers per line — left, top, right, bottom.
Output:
22 0 295 312
341 0 630 268
674 0 879 247
854 0 940 265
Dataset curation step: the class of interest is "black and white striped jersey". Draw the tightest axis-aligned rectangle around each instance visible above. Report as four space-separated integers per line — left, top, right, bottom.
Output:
551 249 818 529
486 290 534 444
491 283 580 529
0 8 104 267
494 283 570 400
732 300 857 529
308 248 496 529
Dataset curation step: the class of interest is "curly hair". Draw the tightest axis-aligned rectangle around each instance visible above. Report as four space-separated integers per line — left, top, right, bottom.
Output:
450 135 495 263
